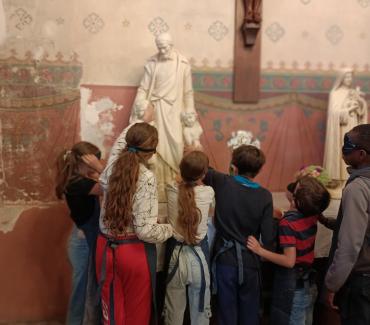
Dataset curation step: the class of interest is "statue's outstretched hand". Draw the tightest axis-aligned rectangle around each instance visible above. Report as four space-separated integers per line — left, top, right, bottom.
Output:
183 144 203 156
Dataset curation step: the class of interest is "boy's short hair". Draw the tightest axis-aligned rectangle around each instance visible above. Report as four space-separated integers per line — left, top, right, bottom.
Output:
351 124 370 152
287 181 298 194
231 145 265 178
294 176 331 216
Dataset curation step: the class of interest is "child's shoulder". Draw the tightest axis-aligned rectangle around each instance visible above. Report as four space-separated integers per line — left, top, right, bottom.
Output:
345 176 370 194
280 210 303 224
195 184 215 199
138 164 156 183
65 176 96 195
251 184 273 202
166 182 214 196
258 185 273 197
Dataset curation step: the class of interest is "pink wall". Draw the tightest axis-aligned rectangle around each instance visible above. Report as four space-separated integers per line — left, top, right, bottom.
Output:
0 204 72 322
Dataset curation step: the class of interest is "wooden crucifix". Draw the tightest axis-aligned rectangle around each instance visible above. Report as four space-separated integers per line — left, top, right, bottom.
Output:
234 0 262 103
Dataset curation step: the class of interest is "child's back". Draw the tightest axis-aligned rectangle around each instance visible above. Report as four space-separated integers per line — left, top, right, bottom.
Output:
205 169 274 265
163 151 214 325
203 145 274 325
167 182 214 243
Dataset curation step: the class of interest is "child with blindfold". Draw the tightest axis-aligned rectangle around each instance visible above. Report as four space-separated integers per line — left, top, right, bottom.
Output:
325 124 370 325
55 141 104 325
97 122 173 325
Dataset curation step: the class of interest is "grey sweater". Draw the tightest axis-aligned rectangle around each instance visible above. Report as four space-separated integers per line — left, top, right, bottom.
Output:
325 167 370 292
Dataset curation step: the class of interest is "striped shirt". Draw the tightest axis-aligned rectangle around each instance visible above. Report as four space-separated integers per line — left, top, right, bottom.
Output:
279 210 318 266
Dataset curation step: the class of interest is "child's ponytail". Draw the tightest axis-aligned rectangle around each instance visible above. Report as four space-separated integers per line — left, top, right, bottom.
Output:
177 151 209 245
55 149 77 199
103 123 158 236
178 181 200 245
104 149 141 235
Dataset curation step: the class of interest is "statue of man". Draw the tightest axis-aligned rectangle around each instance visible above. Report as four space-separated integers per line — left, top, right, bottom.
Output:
130 33 202 201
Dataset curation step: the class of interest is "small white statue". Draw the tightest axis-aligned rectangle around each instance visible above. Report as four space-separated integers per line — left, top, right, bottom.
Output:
181 112 203 148
323 68 368 188
227 130 261 150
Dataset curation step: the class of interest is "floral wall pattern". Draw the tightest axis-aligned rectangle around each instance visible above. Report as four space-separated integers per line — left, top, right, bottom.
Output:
1 0 370 85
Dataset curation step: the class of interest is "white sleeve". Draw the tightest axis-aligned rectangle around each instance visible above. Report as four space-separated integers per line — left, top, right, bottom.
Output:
99 124 131 189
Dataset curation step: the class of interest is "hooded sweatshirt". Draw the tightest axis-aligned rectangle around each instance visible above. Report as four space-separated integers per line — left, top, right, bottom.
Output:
325 167 370 292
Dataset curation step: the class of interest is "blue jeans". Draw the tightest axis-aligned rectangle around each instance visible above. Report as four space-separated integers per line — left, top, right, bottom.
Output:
270 266 295 325
216 264 260 325
289 285 317 325
164 246 211 325
67 226 90 325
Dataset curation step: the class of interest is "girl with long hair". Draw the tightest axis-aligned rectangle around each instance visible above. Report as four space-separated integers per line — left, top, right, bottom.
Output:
55 141 104 325
96 122 173 325
163 151 214 325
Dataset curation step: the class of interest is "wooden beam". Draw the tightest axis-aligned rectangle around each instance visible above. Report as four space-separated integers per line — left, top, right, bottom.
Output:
233 0 262 103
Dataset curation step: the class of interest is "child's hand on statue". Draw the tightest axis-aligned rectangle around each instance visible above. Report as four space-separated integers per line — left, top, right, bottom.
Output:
157 215 168 224
183 144 202 156
143 103 155 123
175 173 182 184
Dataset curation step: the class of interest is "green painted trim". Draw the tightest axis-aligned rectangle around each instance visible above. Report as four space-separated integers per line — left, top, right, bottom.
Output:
192 70 370 93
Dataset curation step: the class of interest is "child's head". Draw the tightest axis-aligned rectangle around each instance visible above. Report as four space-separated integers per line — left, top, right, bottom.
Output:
125 122 158 161
55 141 101 199
231 145 265 178
342 124 370 169
180 151 208 183
177 151 209 245
104 123 158 235
293 176 330 216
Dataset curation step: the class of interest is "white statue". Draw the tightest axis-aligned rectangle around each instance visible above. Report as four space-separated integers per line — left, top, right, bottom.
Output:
130 33 203 201
323 68 368 186
227 130 261 150
181 111 203 148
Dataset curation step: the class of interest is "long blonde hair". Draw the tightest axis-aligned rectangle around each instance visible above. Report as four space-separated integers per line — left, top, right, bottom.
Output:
103 123 158 236
177 151 209 245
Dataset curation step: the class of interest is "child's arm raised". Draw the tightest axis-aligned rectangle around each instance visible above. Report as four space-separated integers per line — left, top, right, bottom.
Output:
247 236 296 268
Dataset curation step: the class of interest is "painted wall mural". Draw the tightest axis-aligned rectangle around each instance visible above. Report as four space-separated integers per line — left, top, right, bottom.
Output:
0 52 82 231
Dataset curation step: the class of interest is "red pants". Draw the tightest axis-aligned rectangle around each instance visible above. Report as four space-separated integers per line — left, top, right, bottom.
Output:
96 234 152 325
